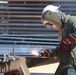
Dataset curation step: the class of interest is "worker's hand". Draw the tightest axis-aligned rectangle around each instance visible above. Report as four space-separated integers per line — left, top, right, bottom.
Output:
65 34 76 45
60 40 69 52
43 49 50 57
60 34 76 52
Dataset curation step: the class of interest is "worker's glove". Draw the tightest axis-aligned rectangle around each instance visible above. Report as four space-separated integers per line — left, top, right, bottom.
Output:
60 34 76 52
64 34 76 45
60 40 70 52
43 49 51 57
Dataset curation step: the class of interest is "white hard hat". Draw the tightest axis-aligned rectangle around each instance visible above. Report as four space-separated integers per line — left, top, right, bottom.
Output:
41 5 62 27
42 5 59 14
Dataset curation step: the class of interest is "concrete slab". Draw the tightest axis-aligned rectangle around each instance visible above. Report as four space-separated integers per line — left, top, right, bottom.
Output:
29 58 59 75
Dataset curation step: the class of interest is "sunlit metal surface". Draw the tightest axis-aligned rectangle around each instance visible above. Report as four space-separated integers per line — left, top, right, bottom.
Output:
0 1 8 3
0 34 59 58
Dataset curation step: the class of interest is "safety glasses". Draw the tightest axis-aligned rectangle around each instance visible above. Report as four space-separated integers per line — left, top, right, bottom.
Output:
45 23 53 29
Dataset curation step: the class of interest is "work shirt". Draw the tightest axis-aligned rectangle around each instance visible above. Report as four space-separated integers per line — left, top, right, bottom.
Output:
58 15 76 70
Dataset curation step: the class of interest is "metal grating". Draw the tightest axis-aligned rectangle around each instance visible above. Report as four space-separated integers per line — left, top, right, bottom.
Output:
0 0 76 56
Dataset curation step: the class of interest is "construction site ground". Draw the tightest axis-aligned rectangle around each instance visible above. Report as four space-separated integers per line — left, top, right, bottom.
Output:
0 57 59 75
29 57 59 75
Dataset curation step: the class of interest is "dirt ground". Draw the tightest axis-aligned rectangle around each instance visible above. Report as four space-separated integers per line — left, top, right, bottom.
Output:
28 58 59 75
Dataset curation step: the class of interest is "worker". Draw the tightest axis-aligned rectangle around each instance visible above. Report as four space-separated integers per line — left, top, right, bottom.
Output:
41 5 76 75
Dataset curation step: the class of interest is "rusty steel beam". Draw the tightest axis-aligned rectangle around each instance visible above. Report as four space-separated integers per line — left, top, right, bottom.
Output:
0 15 40 18
0 57 31 75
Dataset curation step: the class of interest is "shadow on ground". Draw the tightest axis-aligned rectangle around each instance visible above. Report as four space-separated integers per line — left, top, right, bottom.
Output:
27 57 59 67
31 73 54 75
